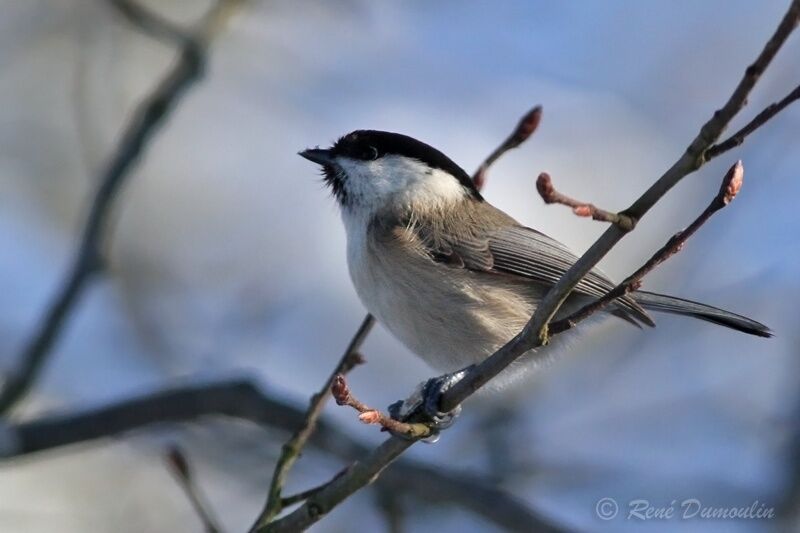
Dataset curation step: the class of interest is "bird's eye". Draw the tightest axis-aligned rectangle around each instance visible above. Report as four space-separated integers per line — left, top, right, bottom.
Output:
364 145 379 160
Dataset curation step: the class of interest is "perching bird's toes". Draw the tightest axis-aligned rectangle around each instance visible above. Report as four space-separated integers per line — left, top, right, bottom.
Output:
388 367 472 443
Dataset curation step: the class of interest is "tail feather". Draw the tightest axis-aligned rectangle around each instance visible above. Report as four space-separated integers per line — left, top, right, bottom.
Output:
632 290 772 338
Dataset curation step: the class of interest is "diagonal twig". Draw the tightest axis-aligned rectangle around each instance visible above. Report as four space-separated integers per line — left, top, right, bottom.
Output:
0 0 239 415
253 315 372 526
549 161 745 335
165 445 226 533
707 84 800 160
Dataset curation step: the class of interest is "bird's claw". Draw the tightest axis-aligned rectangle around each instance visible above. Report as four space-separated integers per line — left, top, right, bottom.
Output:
387 366 472 443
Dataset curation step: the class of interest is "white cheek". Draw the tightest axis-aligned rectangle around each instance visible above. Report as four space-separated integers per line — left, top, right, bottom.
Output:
404 166 467 209
337 156 466 213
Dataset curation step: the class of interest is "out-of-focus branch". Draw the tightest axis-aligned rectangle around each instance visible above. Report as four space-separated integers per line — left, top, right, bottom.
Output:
549 161 745 335
0 379 557 533
110 0 193 44
0 0 240 415
165 445 225 533
375 486 407 533
263 3 800 530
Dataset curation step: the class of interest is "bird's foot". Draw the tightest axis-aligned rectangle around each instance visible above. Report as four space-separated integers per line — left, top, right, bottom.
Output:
388 366 473 443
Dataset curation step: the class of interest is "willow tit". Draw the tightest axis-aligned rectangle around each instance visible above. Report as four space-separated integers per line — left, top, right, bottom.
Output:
300 130 771 393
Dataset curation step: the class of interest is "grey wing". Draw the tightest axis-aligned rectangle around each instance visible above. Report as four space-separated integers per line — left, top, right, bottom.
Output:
425 224 654 327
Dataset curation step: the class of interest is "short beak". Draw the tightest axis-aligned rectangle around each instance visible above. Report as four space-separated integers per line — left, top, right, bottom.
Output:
299 148 335 166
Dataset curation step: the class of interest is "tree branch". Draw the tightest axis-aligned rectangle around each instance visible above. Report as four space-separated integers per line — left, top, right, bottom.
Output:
254 314 372 525
707 83 800 160
0 379 558 533
536 172 635 230
0 0 239 415
331 374 431 439
549 161 745 335
261 2 800 529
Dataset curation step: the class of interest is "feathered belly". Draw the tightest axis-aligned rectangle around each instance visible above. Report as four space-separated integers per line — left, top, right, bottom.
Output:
348 243 545 373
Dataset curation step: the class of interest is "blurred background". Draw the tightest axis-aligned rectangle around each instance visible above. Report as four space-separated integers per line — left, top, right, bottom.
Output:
0 0 798 531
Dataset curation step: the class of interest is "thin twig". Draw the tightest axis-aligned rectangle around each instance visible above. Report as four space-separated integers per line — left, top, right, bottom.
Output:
0 379 556 533
0 0 238 415
536 172 635 230
165 445 225 533
331 375 432 439
253 315 372 527
707 84 800 160
549 161 744 335
110 0 193 45
262 3 800 529
472 106 542 190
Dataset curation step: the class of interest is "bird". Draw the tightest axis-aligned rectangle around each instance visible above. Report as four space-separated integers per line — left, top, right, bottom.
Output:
300 129 771 420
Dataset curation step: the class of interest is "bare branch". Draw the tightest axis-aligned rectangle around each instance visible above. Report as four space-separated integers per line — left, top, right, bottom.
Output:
253 315 372 525
536 172 635 230
262 3 800 529
472 106 542 190
165 445 225 533
109 0 192 45
0 0 239 415
331 374 432 439
0 379 556 533
707 84 800 160
549 161 745 335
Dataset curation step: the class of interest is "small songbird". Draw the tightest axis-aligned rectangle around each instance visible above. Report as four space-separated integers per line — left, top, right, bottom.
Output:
300 130 771 398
